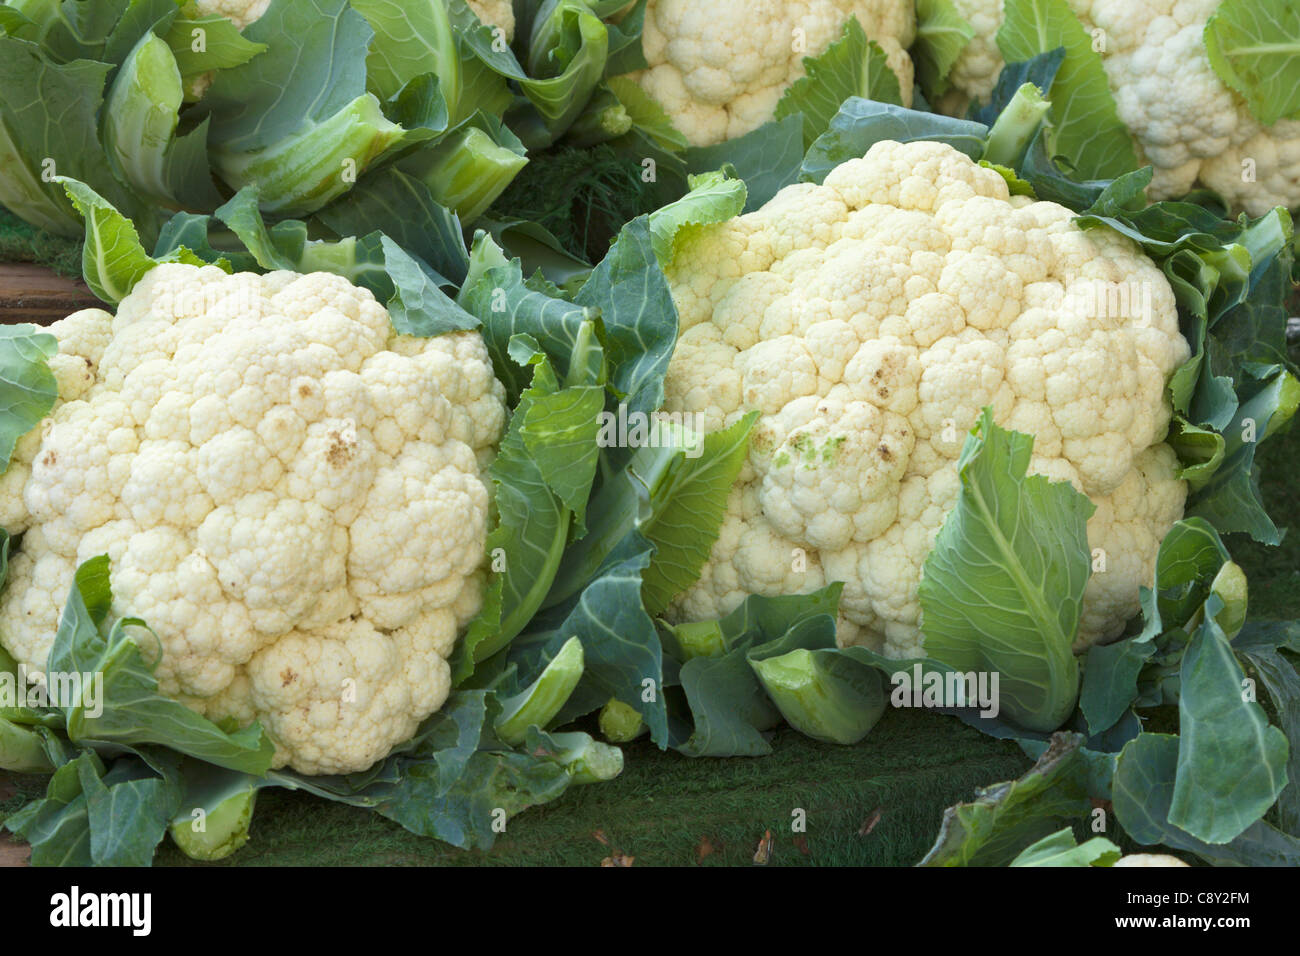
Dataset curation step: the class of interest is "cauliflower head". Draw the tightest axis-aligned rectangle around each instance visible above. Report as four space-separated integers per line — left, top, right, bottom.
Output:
940 0 1300 214
661 140 1190 660
0 264 507 775
629 0 917 147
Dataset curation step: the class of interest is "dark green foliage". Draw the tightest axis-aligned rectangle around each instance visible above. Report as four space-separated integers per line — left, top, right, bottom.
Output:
490 145 652 264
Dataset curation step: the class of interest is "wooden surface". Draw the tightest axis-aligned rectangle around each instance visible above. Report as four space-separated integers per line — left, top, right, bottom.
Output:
0 264 100 325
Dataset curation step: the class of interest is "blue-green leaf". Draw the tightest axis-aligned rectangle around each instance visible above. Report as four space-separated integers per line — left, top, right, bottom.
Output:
380 236 480 337
200 0 373 152
1169 612 1289 843
801 98 989 184
685 117 803 212
575 216 677 418
1114 732 1300 865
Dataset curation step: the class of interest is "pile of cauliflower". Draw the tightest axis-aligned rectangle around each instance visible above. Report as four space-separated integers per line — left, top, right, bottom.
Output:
0 265 506 775
939 0 1300 214
629 0 917 146
661 140 1191 659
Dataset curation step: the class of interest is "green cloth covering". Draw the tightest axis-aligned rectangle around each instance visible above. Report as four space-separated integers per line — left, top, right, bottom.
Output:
0 708 1027 866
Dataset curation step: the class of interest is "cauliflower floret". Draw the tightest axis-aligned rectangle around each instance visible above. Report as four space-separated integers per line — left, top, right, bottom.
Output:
662 140 1190 658
0 309 114 532
242 618 453 776
0 264 507 776
940 0 1300 213
186 0 270 29
465 0 515 41
1199 119 1300 217
629 0 917 146
941 0 1006 107
1112 853 1190 867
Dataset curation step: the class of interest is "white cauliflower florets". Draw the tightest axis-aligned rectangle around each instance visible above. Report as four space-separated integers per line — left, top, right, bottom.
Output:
465 0 516 41
939 0 1300 214
1111 853 1189 867
629 0 917 146
0 311 113 531
186 0 270 30
0 264 506 776
661 140 1190 660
